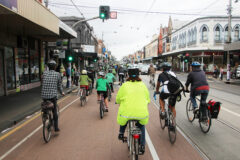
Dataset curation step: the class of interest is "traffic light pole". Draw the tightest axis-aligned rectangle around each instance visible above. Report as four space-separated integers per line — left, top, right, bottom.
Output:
72 16 100 28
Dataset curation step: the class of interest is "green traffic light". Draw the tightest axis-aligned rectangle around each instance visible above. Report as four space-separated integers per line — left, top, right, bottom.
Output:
100 13 106 19
68 56 73 61
184 59 188 63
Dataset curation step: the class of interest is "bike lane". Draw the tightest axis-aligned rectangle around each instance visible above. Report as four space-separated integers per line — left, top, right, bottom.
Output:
0 85 204 160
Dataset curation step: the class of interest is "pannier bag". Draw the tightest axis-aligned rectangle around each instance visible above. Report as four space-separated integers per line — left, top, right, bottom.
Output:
41 101 54 110
208 99 221 118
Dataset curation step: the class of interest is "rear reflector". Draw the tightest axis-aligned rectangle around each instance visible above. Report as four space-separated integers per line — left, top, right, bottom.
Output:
133 134 140 139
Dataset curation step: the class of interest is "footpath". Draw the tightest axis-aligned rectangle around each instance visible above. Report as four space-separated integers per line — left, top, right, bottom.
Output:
0 84 77 132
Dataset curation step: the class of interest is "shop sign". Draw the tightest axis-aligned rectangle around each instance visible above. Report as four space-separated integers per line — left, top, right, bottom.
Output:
81 45 95 53
59 50 65 59
0 0 17 12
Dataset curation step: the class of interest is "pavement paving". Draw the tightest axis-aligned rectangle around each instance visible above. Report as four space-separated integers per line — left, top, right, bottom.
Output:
0 85 77 133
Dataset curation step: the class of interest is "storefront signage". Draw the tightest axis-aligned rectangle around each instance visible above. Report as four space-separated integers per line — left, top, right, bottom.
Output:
81 45 95 53
0 0 18 12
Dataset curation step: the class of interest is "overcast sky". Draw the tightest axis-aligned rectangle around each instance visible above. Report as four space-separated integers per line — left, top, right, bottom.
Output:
49 0 240 60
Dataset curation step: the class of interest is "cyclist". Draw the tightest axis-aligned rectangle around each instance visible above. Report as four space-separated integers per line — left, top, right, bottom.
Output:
79 70 92 96
118 66 125 85
148 64 156 83
116 68 150 154
156 62 178 118
106 69 116 93
41 60 65 132
185 61 209 119
96 72 110 111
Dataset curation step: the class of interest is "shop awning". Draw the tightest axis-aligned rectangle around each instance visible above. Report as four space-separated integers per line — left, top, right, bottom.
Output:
59 21 77 39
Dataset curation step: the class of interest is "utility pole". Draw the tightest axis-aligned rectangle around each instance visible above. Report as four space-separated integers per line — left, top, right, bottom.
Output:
227 0 232 81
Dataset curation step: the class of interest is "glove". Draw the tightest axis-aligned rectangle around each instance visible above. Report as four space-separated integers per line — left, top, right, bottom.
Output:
153 92 157 101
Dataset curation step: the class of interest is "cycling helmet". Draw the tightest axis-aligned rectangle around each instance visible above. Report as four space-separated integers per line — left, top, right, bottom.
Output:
191 61 201 67
98 72 105 77
48 60 57 70
128 68 139 78
161 62 171 71
82 70 87 75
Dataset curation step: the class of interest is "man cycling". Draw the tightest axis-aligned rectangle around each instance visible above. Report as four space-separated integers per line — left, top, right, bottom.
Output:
106 69 116 93
96 72 110 111
148 64 156 79
41 60 65 132
156 62 178 118
87 65 96 89
116 68 150 154
185 62 209 119
118 66 125 85
79 70 92 96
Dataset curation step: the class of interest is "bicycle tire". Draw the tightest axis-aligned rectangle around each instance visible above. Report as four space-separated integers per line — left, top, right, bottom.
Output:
159 110 166 130
199 109 211 133
108 90 111 102
130 135 137 160
42 113 52 143
186 99 195 122
168 112 176 144
100 101 104 119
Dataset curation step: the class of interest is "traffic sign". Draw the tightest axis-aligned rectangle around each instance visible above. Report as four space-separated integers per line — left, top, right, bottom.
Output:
110 11 117 19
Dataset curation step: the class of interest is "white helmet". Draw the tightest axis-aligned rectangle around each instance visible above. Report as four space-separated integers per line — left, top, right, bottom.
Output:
98 72 105 76
82 70 87 74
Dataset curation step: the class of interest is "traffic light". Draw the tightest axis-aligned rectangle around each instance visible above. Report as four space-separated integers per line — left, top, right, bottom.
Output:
184 53 190 63
99 6 110 20
94 58 97 62
67 55 73 62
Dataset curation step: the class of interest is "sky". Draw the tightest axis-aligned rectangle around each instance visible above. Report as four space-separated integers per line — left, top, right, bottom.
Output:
48 0 240 60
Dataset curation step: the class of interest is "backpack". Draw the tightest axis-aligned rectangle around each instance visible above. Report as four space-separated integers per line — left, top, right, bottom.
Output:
163 72 181 94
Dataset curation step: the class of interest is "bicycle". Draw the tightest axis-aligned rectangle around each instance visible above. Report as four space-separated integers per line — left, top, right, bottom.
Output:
99 93 107 119
41 101 59 143
154 89 185 144
88 83 93 95
107 87 112 102
120 120 143 160
186 95 211 133
78 86 87 106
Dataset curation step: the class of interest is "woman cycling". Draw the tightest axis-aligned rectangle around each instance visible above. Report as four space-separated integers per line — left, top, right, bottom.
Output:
116 68 150 154
96 72 110 111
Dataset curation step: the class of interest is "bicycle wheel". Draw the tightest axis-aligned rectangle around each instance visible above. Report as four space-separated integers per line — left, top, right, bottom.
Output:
108 90 111 102
130 135 138 160
186 99 195 122
42 113 52 143
100 101 104 119
168 112 176 144
199 109 211 133
159 110 166 130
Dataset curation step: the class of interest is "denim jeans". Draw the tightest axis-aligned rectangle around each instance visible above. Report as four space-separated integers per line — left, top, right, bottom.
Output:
119 122 145 146
190 90 209 108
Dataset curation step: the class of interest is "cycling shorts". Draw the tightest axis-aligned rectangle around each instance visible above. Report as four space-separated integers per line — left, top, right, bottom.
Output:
97 91 108 99
160 92 177 107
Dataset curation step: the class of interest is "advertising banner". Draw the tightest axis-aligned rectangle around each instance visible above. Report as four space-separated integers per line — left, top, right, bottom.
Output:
0 0 18 11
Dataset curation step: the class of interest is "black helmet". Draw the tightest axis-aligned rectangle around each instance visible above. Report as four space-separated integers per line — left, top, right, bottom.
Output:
161 62 171 71
128 68 139 77
48 60 57 70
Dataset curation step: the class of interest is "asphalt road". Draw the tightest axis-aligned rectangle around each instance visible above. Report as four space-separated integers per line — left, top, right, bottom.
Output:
0 81 203 160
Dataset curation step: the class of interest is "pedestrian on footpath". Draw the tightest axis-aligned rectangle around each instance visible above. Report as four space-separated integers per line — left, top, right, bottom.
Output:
220 67 223 80
66 64 71 88
41 60 65 132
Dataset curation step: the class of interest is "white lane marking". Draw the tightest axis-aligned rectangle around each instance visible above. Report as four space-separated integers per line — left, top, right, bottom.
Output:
150 99 209 160
221 107 240 118
146 129 160 160
0 97 79 160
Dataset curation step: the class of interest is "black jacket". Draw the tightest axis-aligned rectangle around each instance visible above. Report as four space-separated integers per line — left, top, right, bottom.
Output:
185 69 208 91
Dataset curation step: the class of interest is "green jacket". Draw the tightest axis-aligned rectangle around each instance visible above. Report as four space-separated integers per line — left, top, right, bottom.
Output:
116 81 150 126
106 73 115 83
112 69 116 75
79 75 92 86
96 78 110 91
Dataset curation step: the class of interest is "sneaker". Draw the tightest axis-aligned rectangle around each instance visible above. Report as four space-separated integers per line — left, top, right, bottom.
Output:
55 128 60 132
139 145 145 154
118 133 124 140
160 112 165 119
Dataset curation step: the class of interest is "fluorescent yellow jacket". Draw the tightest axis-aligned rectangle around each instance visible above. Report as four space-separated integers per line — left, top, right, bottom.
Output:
116 81 150 126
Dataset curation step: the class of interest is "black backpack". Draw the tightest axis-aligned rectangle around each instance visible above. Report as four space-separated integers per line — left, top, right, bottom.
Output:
163 72 181 94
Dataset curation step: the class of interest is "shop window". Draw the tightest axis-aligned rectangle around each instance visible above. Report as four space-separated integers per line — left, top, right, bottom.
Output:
193 27 197 43
4 47 16 90
224 26 230 42
29 50 40 83
188 30 191 43
18 49 29 85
